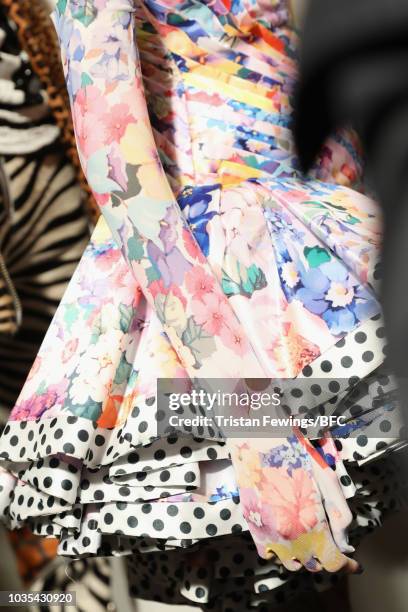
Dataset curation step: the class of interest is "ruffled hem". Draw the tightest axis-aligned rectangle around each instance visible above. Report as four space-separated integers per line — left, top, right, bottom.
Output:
15 454 408 611
0 371 405 561
0 309 406 562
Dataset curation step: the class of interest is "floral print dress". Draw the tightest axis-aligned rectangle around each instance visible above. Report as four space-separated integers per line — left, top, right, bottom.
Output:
0 0 406 607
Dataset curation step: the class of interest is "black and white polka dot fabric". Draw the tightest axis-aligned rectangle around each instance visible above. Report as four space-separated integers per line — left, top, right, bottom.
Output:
0 311 407 607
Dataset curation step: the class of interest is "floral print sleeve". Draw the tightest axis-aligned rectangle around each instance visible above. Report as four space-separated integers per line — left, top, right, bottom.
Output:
52 0 264 380
51 0 358 572
230 430 357 572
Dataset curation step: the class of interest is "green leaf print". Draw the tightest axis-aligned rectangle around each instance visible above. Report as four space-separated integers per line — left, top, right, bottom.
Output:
127 195 169 251
237 67 253 80
322 201 347 212
114 354 132 385
155 293 188 334
304 199 340 210
146 264 161 285
56 0 67 15
245 155 260 169
90 331 100 346
72 1 97 27
182 317 216 369
113 164 141 200
262 197 279 210
168 13 186 25
128 370 138 387
36 381 47 395
111 194 123 208
304 246 331 268
68 400 101 421
154 294 165 324
300 201 362 227
222 261 267 298
246 263 267 293
63 303 79 331
81 73 94 87
127 234 144 261
119 304 134 333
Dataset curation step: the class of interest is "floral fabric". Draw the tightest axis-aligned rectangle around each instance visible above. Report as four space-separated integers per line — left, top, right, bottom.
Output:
0 0 402 580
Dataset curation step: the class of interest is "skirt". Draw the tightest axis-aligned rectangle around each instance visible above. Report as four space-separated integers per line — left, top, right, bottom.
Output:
0 176 406 569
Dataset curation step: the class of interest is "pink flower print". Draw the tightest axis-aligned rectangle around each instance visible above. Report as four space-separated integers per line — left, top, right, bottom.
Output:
182 228 205 262
149 279 167 299
149 280 187 308
185 266 215 301
262 467 320 540
94 193 110 208
10 399 31 421
74 108 107 158
62 338 79 364
103 104 135 145
75 85 108 118
94 246 122 272
73 86 108 157
41 379 70 411
11 379 69 421
220 324 249 356
191 292 233 336
240 488 278 541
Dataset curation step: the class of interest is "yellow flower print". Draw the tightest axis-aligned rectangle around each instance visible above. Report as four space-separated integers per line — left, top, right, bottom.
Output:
137 162 174 201
120 122 155 165
229 443 263 488
265 529 345 571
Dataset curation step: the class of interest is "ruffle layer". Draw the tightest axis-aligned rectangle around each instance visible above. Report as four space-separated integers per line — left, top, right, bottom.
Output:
0 351 405 561
18 455 408 611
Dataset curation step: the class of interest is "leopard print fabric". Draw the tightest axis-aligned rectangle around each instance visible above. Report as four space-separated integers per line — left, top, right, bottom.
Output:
0 0 99 222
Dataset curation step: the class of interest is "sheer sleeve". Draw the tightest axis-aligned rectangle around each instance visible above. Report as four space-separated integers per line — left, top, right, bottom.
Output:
51 0 262 379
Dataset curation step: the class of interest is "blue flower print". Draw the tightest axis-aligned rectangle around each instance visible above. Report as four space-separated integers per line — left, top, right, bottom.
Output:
261 435 310 476
178 185 218 255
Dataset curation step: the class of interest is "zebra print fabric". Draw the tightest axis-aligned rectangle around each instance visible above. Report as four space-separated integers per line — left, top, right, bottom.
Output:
0 148 89 411
31 557 114 612
0 5 89 411
0 7 113 609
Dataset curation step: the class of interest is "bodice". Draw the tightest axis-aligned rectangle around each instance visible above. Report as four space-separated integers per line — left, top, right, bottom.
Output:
133 0 363 191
